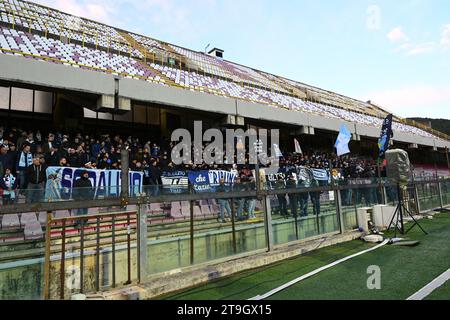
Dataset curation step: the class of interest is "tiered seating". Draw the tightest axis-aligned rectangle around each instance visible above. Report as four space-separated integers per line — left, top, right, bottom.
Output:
19 212 37 227
0 27 158 80
129 33 164 52
1 213 20 229
0 0 442 140
168 43 288 94
23 221 43 240
0 0 134 54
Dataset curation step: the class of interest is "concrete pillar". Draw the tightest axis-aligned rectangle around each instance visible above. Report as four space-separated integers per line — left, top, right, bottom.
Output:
438 181 444 209
335 188 345 234
96 94 114 112
382 185 388 205
118 97 131 112
121 149 129 199
263 195 274 252
137 203 148 283
414 184 422 214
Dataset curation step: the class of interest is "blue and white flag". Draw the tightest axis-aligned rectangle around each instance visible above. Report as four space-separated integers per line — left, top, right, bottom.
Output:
378 114 393 158
312 169 329 181
335 125 352 157
272 143 283 158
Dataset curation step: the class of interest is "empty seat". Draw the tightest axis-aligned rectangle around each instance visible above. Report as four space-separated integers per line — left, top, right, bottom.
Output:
54 211 71 219
201 205 211 215
193 206 202 217
20 213 38 227
170 206 181 218
24 222 44 240
150 203 163 214
1 214 21 230
181 206 190 216
181 201 190 207
38 212 47 225
171 202 181 209
210 205 220 214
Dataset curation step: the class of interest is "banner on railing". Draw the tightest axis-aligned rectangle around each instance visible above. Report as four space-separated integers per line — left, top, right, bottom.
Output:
188 170 213 193
161 170 189 194
264 170 286 189
297 166 315 187
188 170 237 193
208 170 237 186
45 167 144 201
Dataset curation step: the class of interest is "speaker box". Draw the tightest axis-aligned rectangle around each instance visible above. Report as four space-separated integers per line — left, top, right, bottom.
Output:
385 149 411 185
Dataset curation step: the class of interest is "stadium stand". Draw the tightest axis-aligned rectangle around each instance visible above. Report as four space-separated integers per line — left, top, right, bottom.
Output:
0 0 444 139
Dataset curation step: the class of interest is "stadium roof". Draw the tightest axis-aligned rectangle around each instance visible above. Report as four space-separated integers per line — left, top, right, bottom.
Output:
0 0 449 145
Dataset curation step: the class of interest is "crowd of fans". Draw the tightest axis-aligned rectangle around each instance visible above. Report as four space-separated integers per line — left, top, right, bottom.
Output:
0 126 381 208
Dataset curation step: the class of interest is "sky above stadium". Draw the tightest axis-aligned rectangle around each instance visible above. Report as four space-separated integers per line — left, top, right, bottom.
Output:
34 0 450 119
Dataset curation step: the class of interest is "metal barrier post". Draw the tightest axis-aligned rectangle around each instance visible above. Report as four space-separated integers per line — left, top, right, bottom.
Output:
382 185 388 205
80 221 85 294
414 183 422 214
137 203 148 283
231 199 237 254
189 200 194 265
43 211 53 300
263 195 274 252
60 220 66 300
335 186 345 234
438 180 444 210
121 149 129 199
111 215 116 288
125 213 132 285
95 217 101 292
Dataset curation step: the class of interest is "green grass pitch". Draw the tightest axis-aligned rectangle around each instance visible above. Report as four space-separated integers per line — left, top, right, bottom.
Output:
162 213 450 300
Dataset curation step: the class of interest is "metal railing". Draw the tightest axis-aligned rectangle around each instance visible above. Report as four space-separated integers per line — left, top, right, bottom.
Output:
1 177 448 299
43 210 138 300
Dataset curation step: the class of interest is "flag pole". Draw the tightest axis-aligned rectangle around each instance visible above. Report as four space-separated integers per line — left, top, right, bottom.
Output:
446 146 450 177
377 157 385 204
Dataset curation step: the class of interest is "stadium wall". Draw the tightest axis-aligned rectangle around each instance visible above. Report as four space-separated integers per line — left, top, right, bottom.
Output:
0 54 115 96
1 54 449 149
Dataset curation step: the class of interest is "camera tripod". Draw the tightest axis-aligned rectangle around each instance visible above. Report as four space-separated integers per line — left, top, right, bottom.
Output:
387 184 428 237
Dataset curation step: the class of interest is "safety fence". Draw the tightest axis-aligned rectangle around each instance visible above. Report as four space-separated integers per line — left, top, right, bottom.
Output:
0 178 449 299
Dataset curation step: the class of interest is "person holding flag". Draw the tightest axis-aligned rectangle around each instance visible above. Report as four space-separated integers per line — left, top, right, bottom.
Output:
377 114 394 204
378 114 394 159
